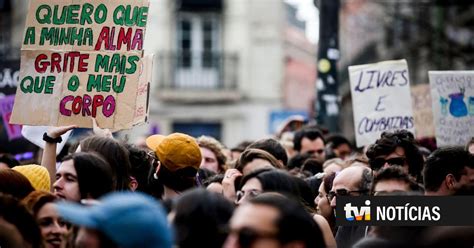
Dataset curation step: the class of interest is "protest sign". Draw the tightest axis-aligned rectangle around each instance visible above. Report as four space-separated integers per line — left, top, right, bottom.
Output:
10 0 151 130
411 84 435 139
349 59 415 147
428 71 474 146
0 95 22 140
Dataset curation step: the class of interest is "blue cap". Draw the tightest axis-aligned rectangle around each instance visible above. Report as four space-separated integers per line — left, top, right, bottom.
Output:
56 192 173 248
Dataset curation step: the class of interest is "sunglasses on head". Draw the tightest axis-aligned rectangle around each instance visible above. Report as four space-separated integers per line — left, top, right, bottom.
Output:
369 157 406 170
231 227 278 248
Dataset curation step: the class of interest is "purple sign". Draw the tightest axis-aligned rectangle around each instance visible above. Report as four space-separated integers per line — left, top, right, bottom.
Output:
0 95 22 140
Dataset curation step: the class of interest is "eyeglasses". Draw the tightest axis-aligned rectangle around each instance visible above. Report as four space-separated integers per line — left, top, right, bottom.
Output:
327 189 369 201
369 157 406 170
230 227 278 248
236 189 262 203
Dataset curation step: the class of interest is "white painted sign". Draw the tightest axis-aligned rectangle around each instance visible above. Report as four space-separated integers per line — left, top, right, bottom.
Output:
349 59 415 147
429 71 474 146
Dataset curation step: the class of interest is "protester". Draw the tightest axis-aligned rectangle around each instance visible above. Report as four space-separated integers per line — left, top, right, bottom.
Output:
423 146 474 196
12 164 51 192
234 148 283 176
293 127 326 163
53 152 114 202
329 164 372 248
80 135 133 191
314 172 337 234
325 134 353 160
197 135 228 174
172 189 234 248
371 166 423 195
22 191 71 248
247 138 288 167
124 144 154 193
366 130 424 182
0 193 43 248
56 192 173 248
0 169 35 200
146 133 202 200
224 193 326 248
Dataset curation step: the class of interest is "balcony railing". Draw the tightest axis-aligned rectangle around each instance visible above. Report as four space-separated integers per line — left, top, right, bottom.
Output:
155 51 240 102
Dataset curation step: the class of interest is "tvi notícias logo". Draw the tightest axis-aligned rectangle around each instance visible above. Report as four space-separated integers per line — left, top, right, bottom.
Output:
344 200 371 221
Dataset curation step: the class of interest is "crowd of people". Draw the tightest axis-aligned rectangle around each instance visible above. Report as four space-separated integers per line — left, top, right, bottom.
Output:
0 122 473 248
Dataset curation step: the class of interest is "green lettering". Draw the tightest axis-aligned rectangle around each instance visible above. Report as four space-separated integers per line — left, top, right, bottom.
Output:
109 54 122 73
94 4 108 24
125 6 138 26
137 7 148 27
84 28 93 46
87 74 102 92
80 3 94 25
70 27 84 46
102 75 111 92
33 77 44 93
95 55 110 72
113 5 125 25
20 76 34 93
113 76 126 93
126 56 139 74
66 5 80 24
68 75 80 91
40 27 55 45
44 76 55 94
52 5 66 25
23 27 36 45
36 5 51 24
59 27 70 45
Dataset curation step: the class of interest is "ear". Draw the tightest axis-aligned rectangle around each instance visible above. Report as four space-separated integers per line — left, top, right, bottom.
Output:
129 176 138 191
445 174 456 190
282 241 305 248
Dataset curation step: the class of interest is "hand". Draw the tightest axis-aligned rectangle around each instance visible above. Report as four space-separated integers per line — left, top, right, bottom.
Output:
92 118 113 138
222 169 242 202
47 125 76 139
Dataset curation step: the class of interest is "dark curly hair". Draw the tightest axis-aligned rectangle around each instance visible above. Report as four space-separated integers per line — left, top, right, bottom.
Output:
366 130 424 182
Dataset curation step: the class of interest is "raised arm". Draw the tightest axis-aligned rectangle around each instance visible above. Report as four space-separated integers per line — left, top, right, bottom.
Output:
41 125 76 191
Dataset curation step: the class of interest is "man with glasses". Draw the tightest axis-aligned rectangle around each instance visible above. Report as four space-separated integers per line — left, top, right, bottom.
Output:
366 130 424 182
224 193 326 248
293 127 326 163
328 164 372 248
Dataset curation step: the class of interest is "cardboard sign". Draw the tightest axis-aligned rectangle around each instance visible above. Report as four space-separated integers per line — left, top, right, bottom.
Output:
0 95 22 140
411 84 435 139
429 71 474 146
349 60 415 147
10 0 151 130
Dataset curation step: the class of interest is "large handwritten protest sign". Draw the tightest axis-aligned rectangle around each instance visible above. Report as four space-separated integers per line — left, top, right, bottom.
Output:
10 0 151 130
411 84 435 139
429 71 474 146
349 60 415 147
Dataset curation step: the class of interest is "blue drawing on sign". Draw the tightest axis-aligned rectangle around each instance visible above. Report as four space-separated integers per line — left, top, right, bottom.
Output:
448 87 468 118
469 96 474 116
440 97 448 116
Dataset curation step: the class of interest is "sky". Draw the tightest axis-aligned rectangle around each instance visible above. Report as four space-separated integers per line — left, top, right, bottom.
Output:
285 0 319 44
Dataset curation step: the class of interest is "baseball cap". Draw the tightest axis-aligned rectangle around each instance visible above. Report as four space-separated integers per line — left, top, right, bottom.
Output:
12 164 50 192
56 192 173 248
146 133 201 172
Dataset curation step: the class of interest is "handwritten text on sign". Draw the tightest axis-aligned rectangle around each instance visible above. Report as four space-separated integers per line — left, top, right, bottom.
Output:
349 60 415 147
10 0 150 130
429 71 474 146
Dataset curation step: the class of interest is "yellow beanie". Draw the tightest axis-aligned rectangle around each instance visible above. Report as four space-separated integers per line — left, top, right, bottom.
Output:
12 164 50 192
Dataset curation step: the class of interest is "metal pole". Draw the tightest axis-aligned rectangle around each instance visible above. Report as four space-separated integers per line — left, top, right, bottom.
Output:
315 0 340 132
